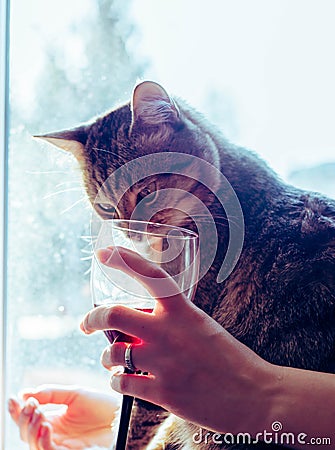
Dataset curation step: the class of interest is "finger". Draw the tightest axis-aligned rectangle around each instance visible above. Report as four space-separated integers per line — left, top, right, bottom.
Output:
21 385 78 406
27 409 45 450
110 371 158 404
81 304 157 341
102 342 154 372
18 398 39 442
8 398 21 425
97 247 187 306
37 423 55 450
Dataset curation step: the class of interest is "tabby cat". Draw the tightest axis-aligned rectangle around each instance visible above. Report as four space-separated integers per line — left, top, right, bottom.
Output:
39 81 335 449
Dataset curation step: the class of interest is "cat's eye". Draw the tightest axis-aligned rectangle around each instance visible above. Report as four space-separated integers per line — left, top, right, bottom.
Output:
97 203 117 215
137 182 158 205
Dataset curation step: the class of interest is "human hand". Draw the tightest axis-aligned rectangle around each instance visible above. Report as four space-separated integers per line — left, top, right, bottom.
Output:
8 384 119 449
80 246 278 436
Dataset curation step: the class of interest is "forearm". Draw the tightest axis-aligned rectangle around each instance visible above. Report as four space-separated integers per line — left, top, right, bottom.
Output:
261 364 335 449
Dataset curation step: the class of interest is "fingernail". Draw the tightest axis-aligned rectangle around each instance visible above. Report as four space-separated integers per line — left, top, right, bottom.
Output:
110 371 123 391
97 248 114 263
23 398 37 415
80 320 91 335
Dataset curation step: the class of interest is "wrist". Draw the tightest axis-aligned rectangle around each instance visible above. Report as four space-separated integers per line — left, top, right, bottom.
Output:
254 362 287 433
240 359 283 437
214 351 284 437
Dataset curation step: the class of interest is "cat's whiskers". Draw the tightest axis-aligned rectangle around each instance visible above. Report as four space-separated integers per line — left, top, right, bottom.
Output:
43 187 83 200
80 235 97 254
81 236 97 248
81 234 97 242
191 214 228 222
190 213 242 230
55 180 82 189
26 170 74 175
214 214 243 230
81 254 94 262
93 147 120 158
61 196 88 215
80 236 97 274
84 266 92 276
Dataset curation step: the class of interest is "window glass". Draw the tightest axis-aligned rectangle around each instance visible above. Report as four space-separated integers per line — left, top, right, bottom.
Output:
5 0 335 448
6 1 143 447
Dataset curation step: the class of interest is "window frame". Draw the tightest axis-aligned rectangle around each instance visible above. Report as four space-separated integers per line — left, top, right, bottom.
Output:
0 0 10 445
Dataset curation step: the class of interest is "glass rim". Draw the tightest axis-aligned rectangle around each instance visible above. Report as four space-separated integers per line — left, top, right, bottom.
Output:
102 219 199 241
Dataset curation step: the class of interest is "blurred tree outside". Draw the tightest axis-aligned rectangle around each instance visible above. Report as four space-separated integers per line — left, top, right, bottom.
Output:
9 0 145 316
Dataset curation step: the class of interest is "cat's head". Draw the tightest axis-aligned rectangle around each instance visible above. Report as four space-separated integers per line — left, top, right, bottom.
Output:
36 81 222 229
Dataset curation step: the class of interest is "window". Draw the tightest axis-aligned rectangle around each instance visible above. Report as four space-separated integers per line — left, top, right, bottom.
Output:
2 0 335 448
1 0 9 446
4 1 144 448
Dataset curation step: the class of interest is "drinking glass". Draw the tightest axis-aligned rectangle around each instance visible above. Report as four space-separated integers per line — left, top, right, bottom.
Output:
90 219 199 449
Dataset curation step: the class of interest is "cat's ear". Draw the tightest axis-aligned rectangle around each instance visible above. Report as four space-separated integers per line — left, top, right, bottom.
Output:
34 125 88 160
131 81 180 127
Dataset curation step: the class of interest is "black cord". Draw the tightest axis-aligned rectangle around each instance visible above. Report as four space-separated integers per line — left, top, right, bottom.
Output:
115 368 134 450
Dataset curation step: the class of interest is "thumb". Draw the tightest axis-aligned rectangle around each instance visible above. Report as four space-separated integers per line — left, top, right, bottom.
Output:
20 384 79 406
